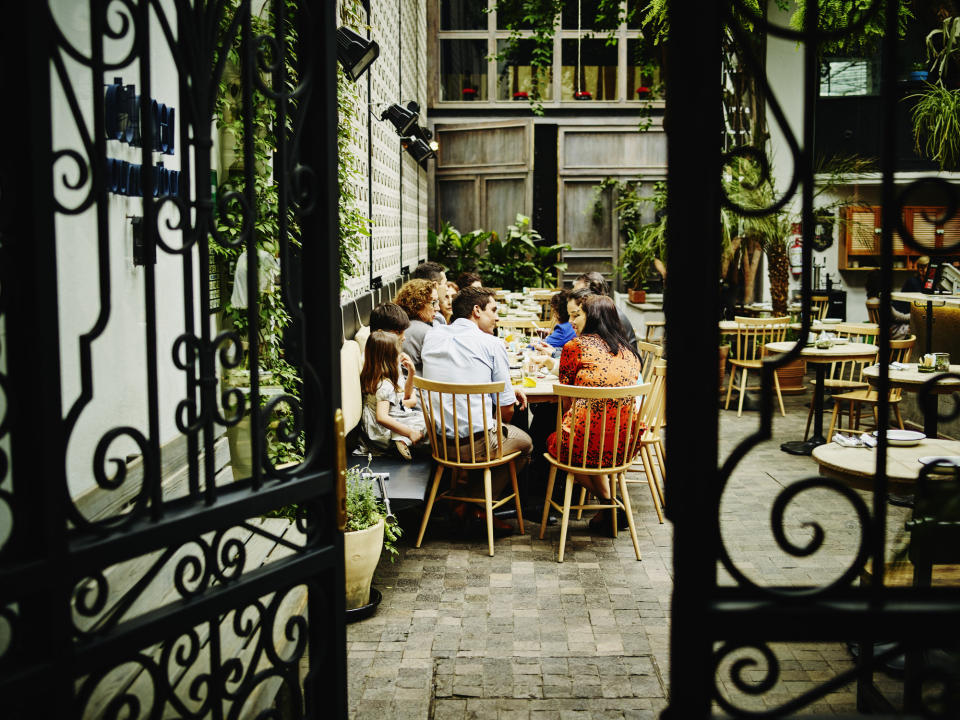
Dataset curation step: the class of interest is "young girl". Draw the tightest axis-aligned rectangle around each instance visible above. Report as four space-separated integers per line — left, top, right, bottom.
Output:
360 330 428 460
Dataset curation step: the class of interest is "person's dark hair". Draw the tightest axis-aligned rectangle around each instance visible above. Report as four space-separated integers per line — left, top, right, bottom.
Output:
410 261 446 283
370 302 410 334
865 271 882 299
568 287 593 305
575 271 609 296
452 285 495 321
581 295 640 360
550 289 570 323
456 271 482 289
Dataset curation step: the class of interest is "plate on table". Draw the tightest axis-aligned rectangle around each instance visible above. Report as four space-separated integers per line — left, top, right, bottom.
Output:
871 429 925 446
918 456 960 469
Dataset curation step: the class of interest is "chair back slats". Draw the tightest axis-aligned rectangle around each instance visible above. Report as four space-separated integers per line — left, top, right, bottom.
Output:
811 295 830 320
414 377 510 467
551 383 651 472
824 323 880 385
637 341 664 383
731 316 789 363
888 335 916 401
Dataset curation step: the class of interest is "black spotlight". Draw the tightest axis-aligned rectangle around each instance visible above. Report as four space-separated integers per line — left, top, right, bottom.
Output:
337 26 379 81
402 137 436 164
381 103 419 136
412 124 432 142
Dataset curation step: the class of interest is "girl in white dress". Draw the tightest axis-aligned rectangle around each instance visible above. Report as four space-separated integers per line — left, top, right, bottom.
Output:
360 330 427 459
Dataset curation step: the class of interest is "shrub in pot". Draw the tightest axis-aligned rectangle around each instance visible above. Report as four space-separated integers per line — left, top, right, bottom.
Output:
344 463 401 611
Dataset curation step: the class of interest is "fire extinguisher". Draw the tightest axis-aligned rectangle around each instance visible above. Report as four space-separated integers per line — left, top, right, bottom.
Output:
788 223 803 276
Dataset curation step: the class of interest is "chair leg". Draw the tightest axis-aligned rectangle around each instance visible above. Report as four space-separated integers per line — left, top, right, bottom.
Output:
848 400 854 431
773 370 785 417
642 445 664 524
557 473 574 563
415 464 445 548
826 401 841 440
540 465 557 539
725 365 736 410
508 460 524 535
854 403 862 430
483 469 494 557
653 441 667 507
576 486 587 520
618 473 642 561
737 368 748 417
609 475 617 539
893 403 905 430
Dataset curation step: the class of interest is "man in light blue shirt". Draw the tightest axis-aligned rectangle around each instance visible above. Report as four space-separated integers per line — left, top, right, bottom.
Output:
421 286 532 503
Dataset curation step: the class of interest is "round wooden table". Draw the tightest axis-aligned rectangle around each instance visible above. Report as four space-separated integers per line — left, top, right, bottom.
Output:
813 437 960 494
862 362 960 438
766 341 879 456
515 376 558 405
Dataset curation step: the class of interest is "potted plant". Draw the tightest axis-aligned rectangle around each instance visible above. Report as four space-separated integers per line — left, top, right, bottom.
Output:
344 461 401 613
909 15 960 170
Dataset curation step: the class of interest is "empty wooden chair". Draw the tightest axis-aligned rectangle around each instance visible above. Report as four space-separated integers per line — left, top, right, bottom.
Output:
637 340 664 383
497 318 542 336
810 295 830 321
630 361 667 523
724 316 789 417
539 383 650 562
803 323 879 440
866 297 881 325
826 336 916 438
414 378 525 556
644 319 665 344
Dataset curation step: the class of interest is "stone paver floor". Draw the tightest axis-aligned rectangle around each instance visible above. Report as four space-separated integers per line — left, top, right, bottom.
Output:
347 394 912 718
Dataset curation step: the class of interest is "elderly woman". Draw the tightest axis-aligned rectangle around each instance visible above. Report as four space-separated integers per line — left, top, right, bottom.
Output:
548 294 643 533
394 279 439 372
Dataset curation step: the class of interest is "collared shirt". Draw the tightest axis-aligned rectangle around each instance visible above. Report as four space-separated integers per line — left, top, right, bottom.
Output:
421 318 517 438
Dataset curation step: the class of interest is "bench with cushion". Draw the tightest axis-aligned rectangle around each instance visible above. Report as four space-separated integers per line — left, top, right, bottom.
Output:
340 340 433 510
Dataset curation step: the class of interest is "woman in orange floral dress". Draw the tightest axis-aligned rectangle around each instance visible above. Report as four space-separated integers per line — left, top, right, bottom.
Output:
547 294 643 510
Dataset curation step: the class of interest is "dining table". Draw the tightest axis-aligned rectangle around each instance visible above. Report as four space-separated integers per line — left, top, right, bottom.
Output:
813 437 960 495
766 340 880 456
862 362 960 438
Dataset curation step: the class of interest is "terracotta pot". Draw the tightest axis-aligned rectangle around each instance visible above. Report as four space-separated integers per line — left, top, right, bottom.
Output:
776 358 807 394
344 519 384 610
628 288 646 304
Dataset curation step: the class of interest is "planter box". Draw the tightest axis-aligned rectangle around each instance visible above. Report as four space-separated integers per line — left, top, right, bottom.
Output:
777 358 807 394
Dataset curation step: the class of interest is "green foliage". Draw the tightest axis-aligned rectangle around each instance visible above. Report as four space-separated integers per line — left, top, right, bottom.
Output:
603 180 666 290
338 0 370 290
345 461 402 561
427 222 491 277
909 82 960 170
789 0 913 56
926 15 960 81
477 214 568 289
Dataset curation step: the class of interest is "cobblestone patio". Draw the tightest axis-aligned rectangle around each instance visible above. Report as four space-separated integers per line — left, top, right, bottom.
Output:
347 394 912 718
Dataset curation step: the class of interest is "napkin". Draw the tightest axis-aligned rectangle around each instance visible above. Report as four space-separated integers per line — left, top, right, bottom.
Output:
832 433 876 448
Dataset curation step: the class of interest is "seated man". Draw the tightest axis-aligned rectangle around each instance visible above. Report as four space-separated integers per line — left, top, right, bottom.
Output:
572 271 638 350
421 286 532 530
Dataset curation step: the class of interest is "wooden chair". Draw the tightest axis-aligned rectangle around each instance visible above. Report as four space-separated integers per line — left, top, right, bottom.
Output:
413 377 525 556
497 318 542 336
637 340 664 383
539 383 651 562
644 319 665 344
724 316 789 417
810 295 830 321
866 297 881 325
581 361 667 524
803 323 879 440
826 336 916 438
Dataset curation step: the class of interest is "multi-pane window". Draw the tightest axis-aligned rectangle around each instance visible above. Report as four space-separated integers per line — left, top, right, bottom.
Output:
436 0 656 105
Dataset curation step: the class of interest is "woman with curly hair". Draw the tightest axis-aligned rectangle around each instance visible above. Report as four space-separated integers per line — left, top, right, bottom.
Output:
394 278 439 372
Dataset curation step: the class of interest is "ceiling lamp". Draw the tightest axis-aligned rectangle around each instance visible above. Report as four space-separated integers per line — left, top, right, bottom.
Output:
336 26 379 81
381 103 419 136
402 137 436 164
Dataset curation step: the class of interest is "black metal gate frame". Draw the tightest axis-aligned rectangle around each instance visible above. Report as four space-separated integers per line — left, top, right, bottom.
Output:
0 1 345 717
665 1 960 717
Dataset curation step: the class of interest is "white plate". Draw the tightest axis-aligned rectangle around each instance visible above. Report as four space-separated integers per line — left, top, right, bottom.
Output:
822 317 842 324
918 456 960 467
871 429 926 446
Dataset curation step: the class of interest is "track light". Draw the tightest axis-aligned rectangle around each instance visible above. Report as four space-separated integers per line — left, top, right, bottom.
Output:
409 124 438 153
402 137 436 164
336 26 379 81
381 103 419 136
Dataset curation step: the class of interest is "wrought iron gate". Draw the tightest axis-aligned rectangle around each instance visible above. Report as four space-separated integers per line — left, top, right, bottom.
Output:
0 1 345 717
665 1 960 717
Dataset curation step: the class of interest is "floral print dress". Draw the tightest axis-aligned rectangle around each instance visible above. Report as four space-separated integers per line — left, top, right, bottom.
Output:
547 335 643 468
